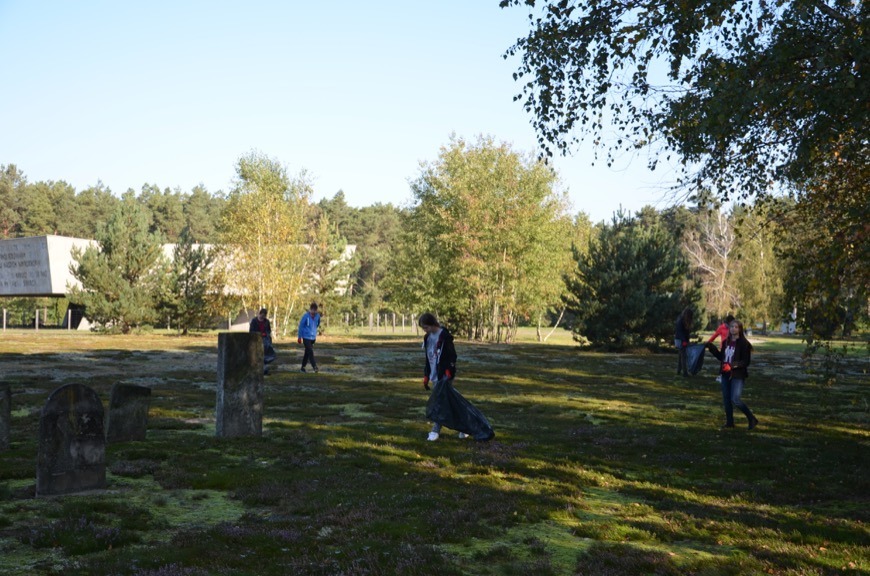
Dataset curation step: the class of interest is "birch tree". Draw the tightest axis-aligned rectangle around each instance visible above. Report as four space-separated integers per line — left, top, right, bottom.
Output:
401 135 571 342
215 152 312 336
682 209 739 320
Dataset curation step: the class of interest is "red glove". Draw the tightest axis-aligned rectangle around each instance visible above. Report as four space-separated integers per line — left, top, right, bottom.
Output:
682 341 688 348
423 376 430 391
445 369 452 380
297 337 302 344
722 363 732 373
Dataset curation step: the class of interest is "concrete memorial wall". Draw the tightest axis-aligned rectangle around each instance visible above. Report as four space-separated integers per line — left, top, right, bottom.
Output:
0 235 93 297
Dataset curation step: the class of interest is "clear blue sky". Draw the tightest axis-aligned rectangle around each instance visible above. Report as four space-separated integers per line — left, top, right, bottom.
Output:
0 0 681 222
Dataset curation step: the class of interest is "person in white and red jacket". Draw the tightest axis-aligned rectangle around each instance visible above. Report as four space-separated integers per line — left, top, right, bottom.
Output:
707 314 735 346
706 319 759 430
707 314 735 383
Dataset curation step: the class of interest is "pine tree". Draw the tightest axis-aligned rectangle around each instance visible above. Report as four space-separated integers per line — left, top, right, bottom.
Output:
163 225 215 334
68 193 167 333
303 213 356 318
566 211 700 348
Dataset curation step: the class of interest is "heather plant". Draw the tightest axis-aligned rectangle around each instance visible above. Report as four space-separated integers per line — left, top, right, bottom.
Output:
0 330 866 575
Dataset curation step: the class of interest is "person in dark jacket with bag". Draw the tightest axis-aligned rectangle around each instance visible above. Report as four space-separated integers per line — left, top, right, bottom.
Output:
674 307 694 376
249 308 275 375
706 319 759 430
419 312 494 442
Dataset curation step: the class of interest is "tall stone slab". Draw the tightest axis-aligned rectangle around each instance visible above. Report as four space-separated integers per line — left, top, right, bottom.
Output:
0 383 10 451
106 383 151 443
216 332 263 438
37 384 106 496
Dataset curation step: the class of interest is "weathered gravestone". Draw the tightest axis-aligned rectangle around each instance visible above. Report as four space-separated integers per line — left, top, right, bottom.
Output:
37 384 106 496
0 383 10 451
216 332 263 438
106 383 151 443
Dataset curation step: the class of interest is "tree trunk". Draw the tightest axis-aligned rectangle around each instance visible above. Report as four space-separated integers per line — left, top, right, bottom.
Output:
543 307 566 342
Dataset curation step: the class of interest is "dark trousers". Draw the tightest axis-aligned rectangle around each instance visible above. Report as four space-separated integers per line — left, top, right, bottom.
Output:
301 338 317 369
675 340 688 375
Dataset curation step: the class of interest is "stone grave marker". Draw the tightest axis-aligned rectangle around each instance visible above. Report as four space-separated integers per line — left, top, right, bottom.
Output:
36 383 106 496
216 332 263 437
106 383 151 443
0 383 10 451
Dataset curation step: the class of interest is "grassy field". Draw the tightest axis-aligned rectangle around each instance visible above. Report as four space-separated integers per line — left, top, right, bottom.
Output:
0 329 867 575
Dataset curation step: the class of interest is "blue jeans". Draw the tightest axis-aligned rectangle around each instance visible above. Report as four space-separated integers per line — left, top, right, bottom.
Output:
721 375 754 425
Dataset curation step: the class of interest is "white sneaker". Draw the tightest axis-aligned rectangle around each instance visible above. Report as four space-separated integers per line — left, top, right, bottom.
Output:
458 432 469 439
427 432 439 441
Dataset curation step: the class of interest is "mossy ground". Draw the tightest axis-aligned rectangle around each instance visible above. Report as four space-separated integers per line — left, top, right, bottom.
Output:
0 329 867 575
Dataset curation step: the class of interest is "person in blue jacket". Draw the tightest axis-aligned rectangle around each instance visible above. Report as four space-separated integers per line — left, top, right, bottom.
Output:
297 302 321 372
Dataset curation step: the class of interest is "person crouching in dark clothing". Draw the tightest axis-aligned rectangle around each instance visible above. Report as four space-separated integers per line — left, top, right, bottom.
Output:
249 308 275 375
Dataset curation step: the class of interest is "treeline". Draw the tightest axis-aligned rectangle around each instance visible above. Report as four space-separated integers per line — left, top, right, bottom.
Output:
1 136 865 344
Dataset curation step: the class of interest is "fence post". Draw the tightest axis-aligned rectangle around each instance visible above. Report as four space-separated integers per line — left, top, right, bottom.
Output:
35 309 39 332
67 309 72 331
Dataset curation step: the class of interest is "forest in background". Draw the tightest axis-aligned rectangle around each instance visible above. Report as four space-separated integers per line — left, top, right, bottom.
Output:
0 135 865 347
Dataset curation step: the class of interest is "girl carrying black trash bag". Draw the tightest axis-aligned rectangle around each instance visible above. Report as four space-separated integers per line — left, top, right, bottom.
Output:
419 313 494 442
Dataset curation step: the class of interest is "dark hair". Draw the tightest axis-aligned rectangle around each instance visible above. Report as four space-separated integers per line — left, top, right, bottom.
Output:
681 307 693 329
259 308 268 315
418 312 439 328
725 314 735 324
310 302 318 311
729 319 753 350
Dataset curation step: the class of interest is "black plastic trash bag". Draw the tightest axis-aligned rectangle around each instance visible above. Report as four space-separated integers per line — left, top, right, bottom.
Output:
686 343 706 376
263 336 277 365
426 379 495 441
